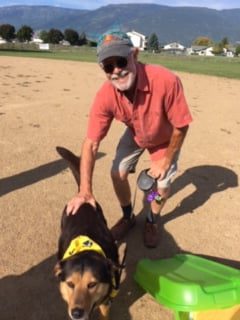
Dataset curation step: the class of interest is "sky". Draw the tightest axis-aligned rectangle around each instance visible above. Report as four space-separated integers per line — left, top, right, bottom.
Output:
0 0 239 10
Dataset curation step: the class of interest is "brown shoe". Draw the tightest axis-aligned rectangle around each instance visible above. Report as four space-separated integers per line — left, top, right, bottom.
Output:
143 221 159 248
111 215 136 241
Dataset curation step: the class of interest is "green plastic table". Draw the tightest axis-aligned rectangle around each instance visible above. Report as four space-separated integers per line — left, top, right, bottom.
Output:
134 254 240 320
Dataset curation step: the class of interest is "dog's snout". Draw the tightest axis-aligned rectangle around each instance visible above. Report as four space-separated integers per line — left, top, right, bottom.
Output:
71 307 85 319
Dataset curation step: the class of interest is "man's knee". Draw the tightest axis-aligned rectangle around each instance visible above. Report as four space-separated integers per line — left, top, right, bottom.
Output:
158 186 171 199
111 168 129 181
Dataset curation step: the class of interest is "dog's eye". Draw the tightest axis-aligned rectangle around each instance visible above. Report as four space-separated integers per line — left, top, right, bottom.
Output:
88 282 97 289
66 281 75 289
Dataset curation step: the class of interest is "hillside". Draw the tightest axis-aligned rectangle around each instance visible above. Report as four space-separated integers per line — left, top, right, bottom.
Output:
0 4 240 45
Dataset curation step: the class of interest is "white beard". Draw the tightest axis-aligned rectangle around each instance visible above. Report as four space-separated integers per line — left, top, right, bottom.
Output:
111 70 136 91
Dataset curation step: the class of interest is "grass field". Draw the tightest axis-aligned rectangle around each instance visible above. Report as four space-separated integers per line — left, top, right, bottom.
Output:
1 46 240 79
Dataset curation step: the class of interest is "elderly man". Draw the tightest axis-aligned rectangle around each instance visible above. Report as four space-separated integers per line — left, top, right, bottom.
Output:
67 30 192 248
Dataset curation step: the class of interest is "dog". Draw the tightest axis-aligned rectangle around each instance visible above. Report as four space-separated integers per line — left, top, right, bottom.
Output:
54 147 126 320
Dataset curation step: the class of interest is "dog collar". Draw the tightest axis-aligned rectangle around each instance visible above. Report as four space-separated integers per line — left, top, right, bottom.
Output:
62 235 106 261
101 275 119 305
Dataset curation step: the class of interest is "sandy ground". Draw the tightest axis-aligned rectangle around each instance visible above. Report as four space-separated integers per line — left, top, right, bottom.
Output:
0 56 239 320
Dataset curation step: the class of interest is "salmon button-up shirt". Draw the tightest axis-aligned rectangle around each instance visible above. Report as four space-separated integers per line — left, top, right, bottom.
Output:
87 62 192 160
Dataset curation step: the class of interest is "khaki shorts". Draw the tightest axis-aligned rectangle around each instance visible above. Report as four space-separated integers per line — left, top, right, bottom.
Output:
111 128 178 189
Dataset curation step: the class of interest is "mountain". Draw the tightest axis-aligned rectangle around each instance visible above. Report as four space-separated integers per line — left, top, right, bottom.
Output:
0 4 240 45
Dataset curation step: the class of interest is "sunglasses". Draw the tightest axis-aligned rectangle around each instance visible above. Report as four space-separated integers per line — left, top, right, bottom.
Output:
102 57 128 74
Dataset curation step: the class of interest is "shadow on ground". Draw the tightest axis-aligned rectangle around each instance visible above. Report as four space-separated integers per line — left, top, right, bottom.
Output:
0 152 105 197
163 164 238 224
1 164 239 320
0 255 67 320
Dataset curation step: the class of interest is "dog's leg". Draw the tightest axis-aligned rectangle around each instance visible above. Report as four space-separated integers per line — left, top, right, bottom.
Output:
98 303 110 320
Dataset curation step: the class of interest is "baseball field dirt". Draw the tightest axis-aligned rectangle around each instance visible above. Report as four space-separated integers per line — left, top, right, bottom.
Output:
0 56 239 320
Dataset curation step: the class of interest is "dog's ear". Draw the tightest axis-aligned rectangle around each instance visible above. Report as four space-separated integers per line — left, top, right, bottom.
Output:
56 146 80 187
54 262 64 281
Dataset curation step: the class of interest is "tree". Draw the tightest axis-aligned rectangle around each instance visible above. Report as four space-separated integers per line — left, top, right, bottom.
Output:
16 25 33 42
79 32 87 46
212 43 224 55
192 36 213 46
148 33 159 52
221 37 229 47
87 40 97 47
0 24 15 41
64 28 79 45
236 45 240 56
39 30 49 43
48 28 64 44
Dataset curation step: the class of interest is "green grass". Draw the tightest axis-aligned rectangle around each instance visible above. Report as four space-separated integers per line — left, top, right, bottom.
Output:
1 46 240 79
140 53 240 79
0 47 97 62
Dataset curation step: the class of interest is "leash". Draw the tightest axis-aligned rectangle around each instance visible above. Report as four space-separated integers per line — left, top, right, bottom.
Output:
119 242 127 273
132 179 138 214
110 242 127 299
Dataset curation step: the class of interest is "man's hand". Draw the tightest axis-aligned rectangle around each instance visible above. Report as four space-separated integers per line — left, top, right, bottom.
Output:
148 157 171 181
66 192 96 215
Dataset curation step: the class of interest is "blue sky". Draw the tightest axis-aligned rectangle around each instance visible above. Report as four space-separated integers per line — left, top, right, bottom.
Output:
0 0 239 10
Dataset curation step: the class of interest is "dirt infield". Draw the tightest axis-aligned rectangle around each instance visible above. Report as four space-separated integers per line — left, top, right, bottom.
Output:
0 56 239 320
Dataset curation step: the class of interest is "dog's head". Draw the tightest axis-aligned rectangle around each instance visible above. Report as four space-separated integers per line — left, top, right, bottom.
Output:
54 251 117 320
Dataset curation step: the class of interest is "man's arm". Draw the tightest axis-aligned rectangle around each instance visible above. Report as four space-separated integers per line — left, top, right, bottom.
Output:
80 137 99 197
66 137 100 215
149 125 189 180
165 125 189 163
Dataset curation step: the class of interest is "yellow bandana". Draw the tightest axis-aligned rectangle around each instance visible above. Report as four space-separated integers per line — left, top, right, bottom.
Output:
62 235 106 261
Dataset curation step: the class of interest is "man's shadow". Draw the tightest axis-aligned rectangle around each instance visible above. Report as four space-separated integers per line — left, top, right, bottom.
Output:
0 165 239 320
162 164 238 223
111 164 239 319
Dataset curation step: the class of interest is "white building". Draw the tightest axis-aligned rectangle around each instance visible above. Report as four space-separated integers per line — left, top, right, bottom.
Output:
162 42 185 54
31 31 43 44
32 37 43 44
188 46 215 56
200 47 215 56
127 30 147 51
0 37 7 44
38 43 50 50
223 48 235 57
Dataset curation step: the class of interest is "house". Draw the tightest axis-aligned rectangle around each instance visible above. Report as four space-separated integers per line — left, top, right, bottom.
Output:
162 42 185 54
60 40 70 46
187 45 207 55
223 47 235 57
200 47 214 56
188 45 215 56
0 37 7 44
127 30 147 51
31 31 43 44
32 37 43 44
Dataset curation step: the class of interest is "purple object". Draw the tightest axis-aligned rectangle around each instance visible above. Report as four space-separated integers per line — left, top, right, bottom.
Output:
147 191 162 203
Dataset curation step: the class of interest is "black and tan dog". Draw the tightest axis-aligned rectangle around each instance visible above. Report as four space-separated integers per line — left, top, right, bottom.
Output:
54 147 126 320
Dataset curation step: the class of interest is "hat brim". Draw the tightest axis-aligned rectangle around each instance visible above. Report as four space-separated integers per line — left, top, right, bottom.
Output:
98 44 131 63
